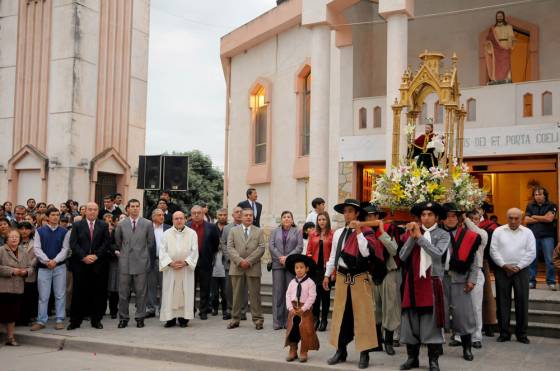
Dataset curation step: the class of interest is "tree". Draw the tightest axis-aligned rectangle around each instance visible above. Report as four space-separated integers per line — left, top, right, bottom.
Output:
144 150 223 218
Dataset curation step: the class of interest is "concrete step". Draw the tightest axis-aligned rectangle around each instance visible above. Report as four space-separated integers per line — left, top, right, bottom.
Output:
528 299 560 312
510 321 560 339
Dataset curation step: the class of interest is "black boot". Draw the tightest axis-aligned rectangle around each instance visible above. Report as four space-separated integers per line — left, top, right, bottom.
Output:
358 351 370 369
384 330 395 356
372 324 384 352
318 317 328 332
427 344 441 371
327 346 347 365
314 317 320 330
461 334 474 361
399 344 419 370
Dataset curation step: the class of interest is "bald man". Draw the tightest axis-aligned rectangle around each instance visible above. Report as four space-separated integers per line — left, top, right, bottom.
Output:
68 202 111 330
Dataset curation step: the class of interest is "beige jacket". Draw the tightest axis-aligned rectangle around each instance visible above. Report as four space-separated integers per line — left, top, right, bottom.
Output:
0 244 33 294
227 225 265 277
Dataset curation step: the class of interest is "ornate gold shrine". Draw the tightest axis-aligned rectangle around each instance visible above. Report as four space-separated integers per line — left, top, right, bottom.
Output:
391 51 467 169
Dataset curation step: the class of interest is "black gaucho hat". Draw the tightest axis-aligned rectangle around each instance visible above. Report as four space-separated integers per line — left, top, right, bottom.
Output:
411 201 446 220
334 198 364 215
285 254 316 277
442 202 464 218
362 203 387 220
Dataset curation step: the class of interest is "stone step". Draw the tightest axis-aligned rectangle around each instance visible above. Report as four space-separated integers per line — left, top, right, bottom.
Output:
510 321 560 339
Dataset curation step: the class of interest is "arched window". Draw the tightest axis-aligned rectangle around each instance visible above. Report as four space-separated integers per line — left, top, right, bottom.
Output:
301 70 311 155
373 106 381 128
542 91 552 116
467 98 476 122
250 85 267 164
434 101 443 124
359 107 367 129
523 93 533 117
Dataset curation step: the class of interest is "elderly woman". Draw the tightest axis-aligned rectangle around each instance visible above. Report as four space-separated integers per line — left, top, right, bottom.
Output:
0 230 33 345
269 211 303 330
17 222 37 326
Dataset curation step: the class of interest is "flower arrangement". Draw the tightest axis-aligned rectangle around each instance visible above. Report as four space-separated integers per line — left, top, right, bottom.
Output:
372 161 486 212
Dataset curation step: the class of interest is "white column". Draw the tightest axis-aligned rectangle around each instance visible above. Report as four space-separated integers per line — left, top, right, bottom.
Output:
309 25 331 200
380 0 413 169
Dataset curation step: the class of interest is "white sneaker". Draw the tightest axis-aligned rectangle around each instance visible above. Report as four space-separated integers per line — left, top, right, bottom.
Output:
548 284 557 291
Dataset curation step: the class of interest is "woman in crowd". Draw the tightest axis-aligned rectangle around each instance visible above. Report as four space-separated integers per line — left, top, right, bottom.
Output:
24 214 35 227
104 214 120 319
305 211 333 331
35 202 47 217
269 211 303 330
17 222 37 326
3 202 14 222
0 229 33 345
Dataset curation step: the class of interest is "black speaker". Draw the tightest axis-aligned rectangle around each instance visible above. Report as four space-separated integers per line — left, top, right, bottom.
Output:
145 155 163 190
137 155 146 189
162 155 188 191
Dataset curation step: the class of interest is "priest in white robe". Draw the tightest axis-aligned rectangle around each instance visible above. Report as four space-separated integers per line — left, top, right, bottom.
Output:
159 211 198 327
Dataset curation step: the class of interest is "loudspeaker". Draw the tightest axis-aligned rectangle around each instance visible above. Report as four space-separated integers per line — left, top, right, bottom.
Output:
137 155 162 190
162 155 188 191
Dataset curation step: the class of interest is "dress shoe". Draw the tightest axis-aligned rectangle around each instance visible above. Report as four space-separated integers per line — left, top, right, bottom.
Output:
327 347 347 365
314 317 320 330
212 309 219 316
145 311 156 319
472 341 482 349
223 313 231 320
164 319 177 328
461 335 474 361
67 323 80 330
118 320 128 329
448 338 461 347
227 322 239 329
358 351 370 369
136 319 145 328
199 312 208 320
483 325 494 337
178 318 189 328
240 313 247 321
496 334 511 342
255 323 263 330
517 336 530 344
318 319 327 332
5 337 20 346
92 321 103 329
400 344 419 370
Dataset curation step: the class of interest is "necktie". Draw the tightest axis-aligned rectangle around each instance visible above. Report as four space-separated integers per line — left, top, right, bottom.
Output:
89 221 94 241
252 202 257 218
132 220 136 232
244 227 249 239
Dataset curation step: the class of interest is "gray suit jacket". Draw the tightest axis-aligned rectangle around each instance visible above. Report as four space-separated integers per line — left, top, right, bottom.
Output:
268 227 302 270
227 224 265 277
400 227 450 278
115 217 155 275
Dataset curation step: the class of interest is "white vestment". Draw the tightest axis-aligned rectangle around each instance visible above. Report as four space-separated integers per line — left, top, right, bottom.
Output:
159 226 199 321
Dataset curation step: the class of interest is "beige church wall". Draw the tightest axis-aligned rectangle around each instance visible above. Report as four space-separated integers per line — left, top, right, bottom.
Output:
366 0 560 97
228 25 314 226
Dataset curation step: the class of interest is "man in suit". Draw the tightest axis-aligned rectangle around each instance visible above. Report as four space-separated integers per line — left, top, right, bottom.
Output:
146 208 171 317
226 208 265 330
237 188 262 227
68 202 111 330
98 194 123 221
114 199 156 328
187 205 220 320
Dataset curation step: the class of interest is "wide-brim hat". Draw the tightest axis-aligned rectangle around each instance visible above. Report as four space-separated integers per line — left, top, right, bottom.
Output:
362 203 387 219
334 198 364 215
442 202 464 218
285 254 316 277
411 201 446 220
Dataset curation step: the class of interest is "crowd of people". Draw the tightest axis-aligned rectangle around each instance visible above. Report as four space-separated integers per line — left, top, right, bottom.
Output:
0 186 558 371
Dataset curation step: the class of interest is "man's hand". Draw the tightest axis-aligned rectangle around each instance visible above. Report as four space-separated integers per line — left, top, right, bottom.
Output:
47 260 57 270
82 255 97 264
115 250 121 256
279 256 286 265
170 261 186 270
322 277 330 291
239 260 250 270
14 268 26 277
348 221 362 232
464 282 475 293
377 219 384 232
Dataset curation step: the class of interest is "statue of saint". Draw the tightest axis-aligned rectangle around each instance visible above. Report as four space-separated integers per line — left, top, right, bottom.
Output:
484 11 515 84
408 123 440 169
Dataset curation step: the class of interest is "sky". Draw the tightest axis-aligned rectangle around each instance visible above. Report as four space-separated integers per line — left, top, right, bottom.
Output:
145 0 277 170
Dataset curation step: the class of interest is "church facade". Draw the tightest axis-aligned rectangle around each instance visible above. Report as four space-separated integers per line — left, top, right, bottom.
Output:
0 0 150 206
220 0 560 226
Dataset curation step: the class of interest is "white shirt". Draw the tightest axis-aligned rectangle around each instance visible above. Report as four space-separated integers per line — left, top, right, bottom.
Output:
305 210 318 224
324 227 370 277
490 224 536 269
153 223 165 256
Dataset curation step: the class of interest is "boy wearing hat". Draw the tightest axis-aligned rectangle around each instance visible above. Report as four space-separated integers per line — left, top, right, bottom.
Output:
323 199 383 369
363 204 401 356
284 254 320 363
399 202 449 371
441 203 481 362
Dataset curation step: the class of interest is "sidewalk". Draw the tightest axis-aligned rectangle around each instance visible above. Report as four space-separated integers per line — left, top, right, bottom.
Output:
7 310 560 371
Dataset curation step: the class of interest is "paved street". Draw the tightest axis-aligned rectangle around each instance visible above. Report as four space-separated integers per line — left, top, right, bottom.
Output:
4 310 560 371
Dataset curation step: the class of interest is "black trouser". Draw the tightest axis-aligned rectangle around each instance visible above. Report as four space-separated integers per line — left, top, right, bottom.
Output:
211 276 227 313
195 265 212 314
70 263 108 325
338 284 354 348
17 281 38 325
108 291 119 316
312 279 331 321
494 266 529 337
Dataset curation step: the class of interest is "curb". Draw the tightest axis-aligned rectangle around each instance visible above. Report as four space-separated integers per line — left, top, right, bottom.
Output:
10 332 352 371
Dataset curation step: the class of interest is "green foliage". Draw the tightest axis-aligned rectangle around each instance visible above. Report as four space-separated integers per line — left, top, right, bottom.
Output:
143 150 223 218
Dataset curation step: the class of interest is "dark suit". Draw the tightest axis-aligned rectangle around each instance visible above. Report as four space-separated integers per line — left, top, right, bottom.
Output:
98 207 123 221
237 200 263 227
187 220 220 315
69 218 110 325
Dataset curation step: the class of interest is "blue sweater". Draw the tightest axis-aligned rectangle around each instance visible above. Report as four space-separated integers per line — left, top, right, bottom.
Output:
37 226 67 267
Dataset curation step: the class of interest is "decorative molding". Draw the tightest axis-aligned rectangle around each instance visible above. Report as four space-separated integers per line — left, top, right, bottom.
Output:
7 144 49 202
